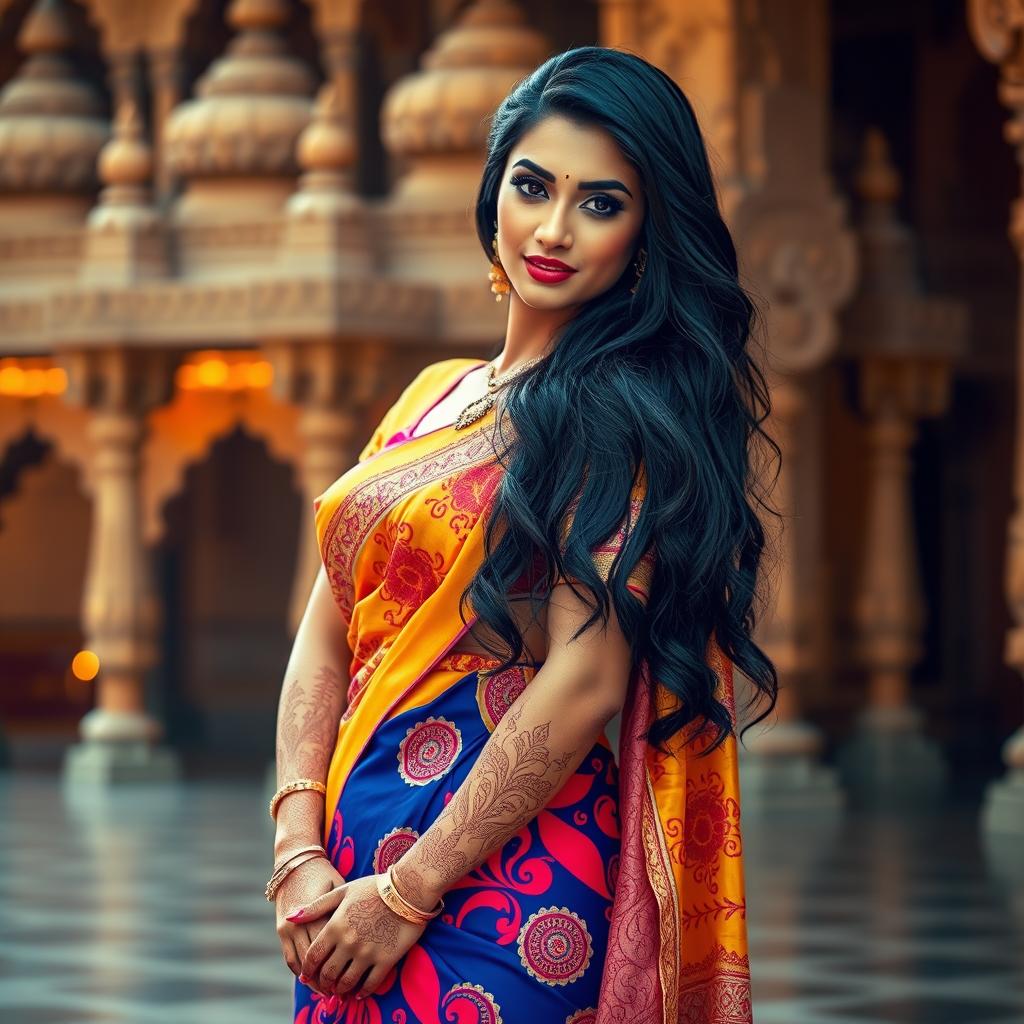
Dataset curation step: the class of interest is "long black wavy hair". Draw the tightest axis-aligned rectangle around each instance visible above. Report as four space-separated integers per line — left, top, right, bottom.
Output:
460 46 779 757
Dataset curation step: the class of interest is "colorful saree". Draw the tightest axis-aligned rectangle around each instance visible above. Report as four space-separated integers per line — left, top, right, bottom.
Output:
295 358 752 1024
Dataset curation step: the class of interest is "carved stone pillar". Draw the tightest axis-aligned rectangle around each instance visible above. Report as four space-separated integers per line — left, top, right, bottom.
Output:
739 374 844 813
969 2 1024 835
834 129 965 803
60 348 179 784
147 48 183 202
836 359 951 801
265 341 384 635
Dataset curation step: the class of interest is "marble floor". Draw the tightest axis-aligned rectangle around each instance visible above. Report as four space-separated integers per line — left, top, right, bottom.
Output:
0 771 1021 1024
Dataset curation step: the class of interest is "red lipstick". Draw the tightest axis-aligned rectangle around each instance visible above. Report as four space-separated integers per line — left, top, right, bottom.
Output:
523 255 576 284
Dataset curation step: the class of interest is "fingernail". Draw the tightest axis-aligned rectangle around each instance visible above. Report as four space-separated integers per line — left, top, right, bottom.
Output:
285 908 305 921
323 994 338 1012
299 973 309 984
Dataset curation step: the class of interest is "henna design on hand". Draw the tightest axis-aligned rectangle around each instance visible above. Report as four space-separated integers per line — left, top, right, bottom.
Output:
344 884 401 946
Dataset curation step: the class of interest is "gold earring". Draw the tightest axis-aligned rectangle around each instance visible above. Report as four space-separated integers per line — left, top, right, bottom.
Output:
629 247 647 296
489 224 510 302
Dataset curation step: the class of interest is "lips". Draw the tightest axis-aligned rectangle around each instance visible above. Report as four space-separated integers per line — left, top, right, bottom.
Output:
523 255 576 285
525 255 575 272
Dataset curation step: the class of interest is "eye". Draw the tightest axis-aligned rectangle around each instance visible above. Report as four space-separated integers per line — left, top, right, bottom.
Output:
508 175 624 218
509 173 548 198
582 194 624 218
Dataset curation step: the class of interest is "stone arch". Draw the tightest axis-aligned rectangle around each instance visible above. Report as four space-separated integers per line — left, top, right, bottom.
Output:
0 427 93 736
143 381 302 546
156 421 303 759
0 396 93 495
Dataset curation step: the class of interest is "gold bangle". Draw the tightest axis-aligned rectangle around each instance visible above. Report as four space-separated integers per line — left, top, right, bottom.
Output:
265 849 327 902
375 865 443 925
391 863 445 919
269 779 327 821
272 843 327 875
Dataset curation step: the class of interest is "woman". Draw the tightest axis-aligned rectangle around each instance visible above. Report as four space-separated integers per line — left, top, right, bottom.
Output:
270 46 777 1024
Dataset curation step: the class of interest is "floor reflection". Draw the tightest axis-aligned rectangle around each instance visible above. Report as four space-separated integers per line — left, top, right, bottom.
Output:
0 774 1021 1023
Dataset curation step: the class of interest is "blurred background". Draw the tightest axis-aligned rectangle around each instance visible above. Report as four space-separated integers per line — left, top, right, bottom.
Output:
0 1 1022 1022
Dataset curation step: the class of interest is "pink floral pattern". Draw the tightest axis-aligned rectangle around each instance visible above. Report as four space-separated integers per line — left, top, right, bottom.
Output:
424 463 505 540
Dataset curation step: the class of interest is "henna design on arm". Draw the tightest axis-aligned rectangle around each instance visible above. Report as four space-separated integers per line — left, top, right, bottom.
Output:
393 701 590 906
277 663 342 781
274 663 345 855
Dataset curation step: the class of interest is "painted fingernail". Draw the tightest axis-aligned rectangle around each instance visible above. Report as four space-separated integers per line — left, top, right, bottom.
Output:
285 908 305 921
323 994 338 1013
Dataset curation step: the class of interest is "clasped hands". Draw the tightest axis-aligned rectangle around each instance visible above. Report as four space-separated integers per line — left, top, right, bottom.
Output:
287 873 429 1001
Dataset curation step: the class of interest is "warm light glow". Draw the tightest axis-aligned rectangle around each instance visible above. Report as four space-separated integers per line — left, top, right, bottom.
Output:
246 361 274 388
71 649 100 681
0 358 66 397
196 358 229 388
175 351 274 392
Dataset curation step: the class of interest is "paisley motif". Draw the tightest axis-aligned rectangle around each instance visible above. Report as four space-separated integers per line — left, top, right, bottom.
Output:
517 905 594 987
397 715 463 786
442 981 503 1024
564 1009 597 1024
476 665 530 731
372 826 420 873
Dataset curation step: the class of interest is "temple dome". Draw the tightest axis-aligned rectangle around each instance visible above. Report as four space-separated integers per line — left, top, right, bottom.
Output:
0 0 108 205
163 0 315 187
382 0 548 160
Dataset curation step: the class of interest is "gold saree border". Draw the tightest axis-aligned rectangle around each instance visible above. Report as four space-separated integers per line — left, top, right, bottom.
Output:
318 422 501 620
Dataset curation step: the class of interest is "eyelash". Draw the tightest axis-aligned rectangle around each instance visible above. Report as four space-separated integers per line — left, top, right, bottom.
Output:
508 174 624 218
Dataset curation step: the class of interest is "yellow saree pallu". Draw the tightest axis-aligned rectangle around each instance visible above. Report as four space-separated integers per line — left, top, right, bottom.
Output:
309 358 752 1024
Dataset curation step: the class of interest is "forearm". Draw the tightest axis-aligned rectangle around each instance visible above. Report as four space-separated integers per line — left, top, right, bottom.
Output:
274 651 348 859
391 665 617 907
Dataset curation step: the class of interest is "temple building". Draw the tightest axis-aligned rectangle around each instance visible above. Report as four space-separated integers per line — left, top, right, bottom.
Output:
0 0 1021 836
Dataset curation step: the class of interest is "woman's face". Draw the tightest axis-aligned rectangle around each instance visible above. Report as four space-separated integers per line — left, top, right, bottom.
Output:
495 114 646 312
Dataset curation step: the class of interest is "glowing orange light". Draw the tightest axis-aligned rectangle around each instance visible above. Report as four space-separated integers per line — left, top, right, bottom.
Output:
0 359 67 396
246 361 273 388
175 352 274 392
0 365 23 393
71 649 100 681
196 358 229 388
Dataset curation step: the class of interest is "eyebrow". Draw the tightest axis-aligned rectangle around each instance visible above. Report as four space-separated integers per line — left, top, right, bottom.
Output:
511 158 634 199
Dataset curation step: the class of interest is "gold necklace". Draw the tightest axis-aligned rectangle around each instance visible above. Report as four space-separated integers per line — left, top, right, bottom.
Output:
453 357 543 430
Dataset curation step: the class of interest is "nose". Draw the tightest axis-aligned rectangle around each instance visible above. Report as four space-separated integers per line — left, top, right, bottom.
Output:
534 200 573 251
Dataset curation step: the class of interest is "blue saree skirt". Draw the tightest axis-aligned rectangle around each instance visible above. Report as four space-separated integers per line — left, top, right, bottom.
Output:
292 661 621 1024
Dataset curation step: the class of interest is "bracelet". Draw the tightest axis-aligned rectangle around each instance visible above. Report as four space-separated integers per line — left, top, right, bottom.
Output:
266 845 324 899
375 864 444 925
265 844 327 902
269 778 327 821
